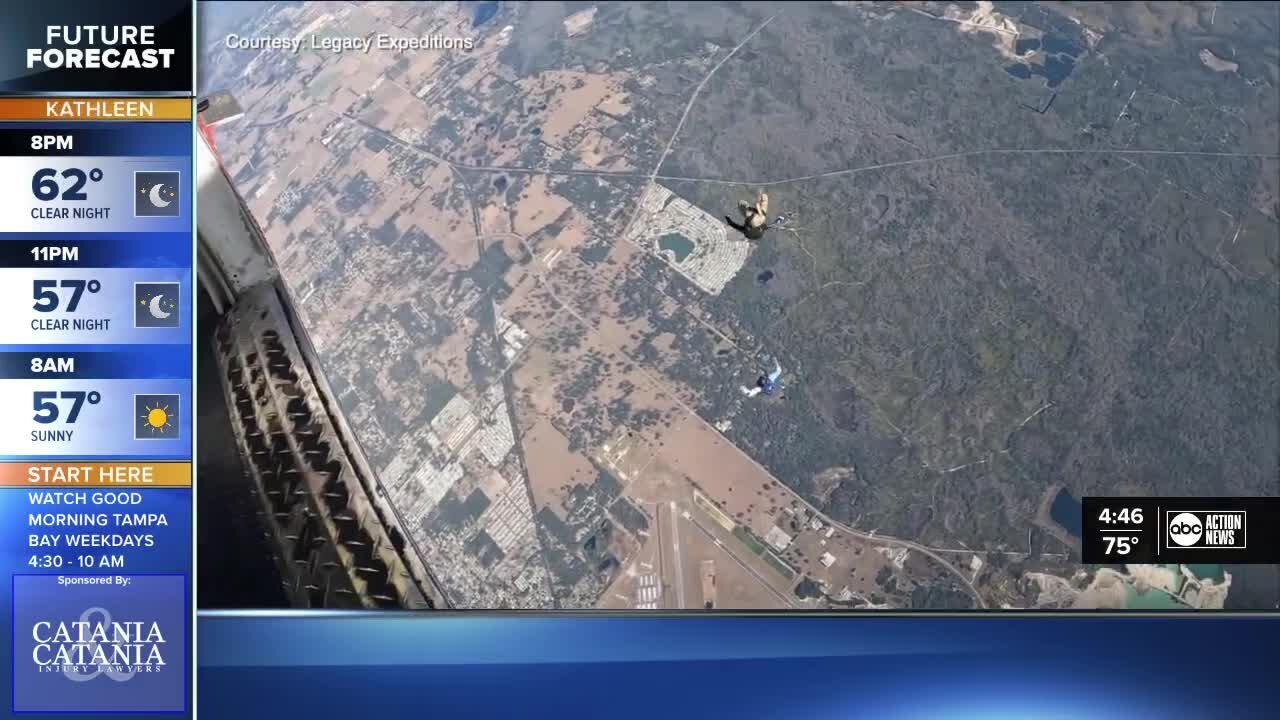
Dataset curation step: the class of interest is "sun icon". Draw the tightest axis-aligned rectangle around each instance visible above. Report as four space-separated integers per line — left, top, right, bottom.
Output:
141 402 173 435
135 394 180 440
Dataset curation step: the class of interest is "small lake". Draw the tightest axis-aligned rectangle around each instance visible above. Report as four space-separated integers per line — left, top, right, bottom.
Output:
1005 32 1082 89
657 232 694 263
1049 488 1083 539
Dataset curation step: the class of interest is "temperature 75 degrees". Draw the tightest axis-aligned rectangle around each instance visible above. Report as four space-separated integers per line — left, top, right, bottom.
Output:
1103 535 1140 556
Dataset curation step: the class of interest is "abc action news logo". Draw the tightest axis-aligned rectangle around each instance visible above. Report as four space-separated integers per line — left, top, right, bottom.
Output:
1166 511 1246 549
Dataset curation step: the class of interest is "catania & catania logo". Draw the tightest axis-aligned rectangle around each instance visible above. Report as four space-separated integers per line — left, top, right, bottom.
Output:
31 607 167 681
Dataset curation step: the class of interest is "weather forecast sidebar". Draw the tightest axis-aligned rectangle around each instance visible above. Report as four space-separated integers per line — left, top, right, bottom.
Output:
0 2 194 715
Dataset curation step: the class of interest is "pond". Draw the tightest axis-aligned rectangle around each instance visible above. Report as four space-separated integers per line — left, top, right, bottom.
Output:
657 232 694 263
1049 487 1083 539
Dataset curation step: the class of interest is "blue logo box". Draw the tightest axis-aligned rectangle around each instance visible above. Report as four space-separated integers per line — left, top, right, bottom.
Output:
12 574 186 713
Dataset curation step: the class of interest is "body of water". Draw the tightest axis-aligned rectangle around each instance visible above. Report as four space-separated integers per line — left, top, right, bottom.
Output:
1049 488 1083 539
657 232 694 263
1004 32 1082 89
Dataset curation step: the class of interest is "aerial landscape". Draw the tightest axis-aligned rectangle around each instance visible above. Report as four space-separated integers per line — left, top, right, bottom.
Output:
198 1 1279 610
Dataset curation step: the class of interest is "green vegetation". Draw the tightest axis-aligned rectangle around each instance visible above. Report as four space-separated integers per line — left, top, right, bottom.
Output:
764 552 796 582
733 526 767 557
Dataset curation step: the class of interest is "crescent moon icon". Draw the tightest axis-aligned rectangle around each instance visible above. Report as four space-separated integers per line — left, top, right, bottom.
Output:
149 183 171 208
149 295 171 320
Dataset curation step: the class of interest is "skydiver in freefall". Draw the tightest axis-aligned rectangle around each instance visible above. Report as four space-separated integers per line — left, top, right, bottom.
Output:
725 190 769 240
741 360 784 399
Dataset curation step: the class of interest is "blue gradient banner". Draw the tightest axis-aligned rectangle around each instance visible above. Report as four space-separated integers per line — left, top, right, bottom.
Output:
0 346 191 378
0 123 191 156
198 614 1280 719
0 234 192 268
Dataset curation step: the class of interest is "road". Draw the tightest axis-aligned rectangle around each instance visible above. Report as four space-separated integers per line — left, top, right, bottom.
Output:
781 489 989 608
335 105 1278 191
